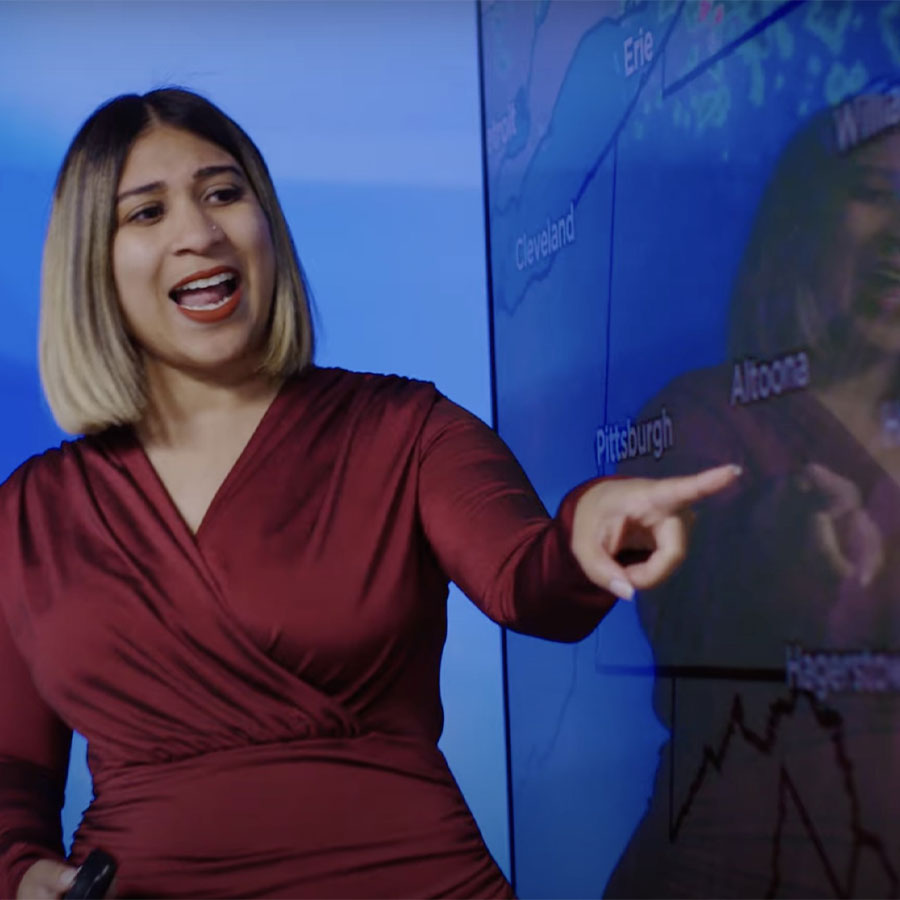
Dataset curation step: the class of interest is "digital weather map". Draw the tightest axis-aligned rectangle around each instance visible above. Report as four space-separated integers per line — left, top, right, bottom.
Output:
480 1 900 896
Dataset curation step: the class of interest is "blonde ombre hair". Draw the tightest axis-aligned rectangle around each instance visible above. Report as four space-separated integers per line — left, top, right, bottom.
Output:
40 88 314 434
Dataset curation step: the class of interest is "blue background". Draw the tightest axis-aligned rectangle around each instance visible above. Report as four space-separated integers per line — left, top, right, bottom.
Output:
0 0 510 878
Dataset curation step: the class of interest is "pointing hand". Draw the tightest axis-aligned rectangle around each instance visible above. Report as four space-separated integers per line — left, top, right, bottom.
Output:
571 464 742 600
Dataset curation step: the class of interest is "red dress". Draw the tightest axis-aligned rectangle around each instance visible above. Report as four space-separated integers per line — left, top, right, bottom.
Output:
0 367 613 898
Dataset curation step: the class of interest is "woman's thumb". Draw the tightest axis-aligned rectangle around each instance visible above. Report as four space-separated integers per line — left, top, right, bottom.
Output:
55 863 79 893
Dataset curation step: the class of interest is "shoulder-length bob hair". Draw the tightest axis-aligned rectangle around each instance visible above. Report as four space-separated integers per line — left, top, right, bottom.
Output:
40 87 314 434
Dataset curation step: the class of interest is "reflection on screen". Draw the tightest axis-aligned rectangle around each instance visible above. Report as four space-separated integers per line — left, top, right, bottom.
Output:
481 1 900 896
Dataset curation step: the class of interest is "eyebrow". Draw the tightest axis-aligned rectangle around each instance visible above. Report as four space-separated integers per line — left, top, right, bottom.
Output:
116 164 245 203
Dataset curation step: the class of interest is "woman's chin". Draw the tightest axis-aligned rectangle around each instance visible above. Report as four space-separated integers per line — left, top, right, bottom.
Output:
144 348 267 386
852 317 900 355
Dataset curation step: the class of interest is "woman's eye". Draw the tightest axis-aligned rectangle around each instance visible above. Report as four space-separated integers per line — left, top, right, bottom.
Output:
858 186 894 204
126 203 163 224
849 177 900 206
206 185 243 204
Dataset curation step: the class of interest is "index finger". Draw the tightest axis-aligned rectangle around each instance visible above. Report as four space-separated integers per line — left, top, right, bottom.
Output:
648 464 742 513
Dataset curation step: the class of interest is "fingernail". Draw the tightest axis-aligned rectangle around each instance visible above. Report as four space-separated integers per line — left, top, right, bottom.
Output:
730 464 743 476
59 869 78 890
610 578 635 601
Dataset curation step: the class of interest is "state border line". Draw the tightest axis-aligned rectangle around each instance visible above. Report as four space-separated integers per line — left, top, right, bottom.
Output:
662 0 806 98
496 0 687 316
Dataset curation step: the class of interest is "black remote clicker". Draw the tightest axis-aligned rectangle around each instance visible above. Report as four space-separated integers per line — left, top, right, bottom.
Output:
63 849 117 899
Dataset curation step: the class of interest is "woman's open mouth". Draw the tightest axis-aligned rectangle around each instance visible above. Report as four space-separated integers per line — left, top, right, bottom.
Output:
168 268 242 324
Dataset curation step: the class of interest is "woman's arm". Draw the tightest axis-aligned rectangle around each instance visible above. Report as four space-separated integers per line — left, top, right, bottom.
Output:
417 396 614 641
417 396 737 641
0 607 74 898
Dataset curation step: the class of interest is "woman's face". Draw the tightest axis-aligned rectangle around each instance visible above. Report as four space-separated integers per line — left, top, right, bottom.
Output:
820 129 900 354
112 125 276 383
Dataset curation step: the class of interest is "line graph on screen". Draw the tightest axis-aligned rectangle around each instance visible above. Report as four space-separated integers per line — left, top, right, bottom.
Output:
665 675 899 898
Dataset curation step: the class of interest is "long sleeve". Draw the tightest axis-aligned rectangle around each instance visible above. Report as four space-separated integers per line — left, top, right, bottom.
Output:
0 604 72 899
417 395 615 642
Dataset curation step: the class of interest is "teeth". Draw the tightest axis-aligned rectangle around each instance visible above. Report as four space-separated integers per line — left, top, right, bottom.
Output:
184 294 233 312
176 271 235 292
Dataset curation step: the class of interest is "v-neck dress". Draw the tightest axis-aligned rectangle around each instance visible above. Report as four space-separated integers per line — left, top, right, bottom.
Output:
0 366 613 898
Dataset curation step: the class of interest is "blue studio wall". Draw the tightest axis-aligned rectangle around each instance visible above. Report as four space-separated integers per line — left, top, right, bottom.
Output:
0 0 509 877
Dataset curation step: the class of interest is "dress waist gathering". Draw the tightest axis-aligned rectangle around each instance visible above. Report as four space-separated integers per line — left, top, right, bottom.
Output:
73 732 514 899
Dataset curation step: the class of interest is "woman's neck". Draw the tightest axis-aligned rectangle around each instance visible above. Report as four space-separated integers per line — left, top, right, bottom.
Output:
816 357 900 477
137 363 284 450
817 356 898 410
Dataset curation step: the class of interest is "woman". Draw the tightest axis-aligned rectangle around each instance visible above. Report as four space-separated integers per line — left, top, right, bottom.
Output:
606 90 900 898
0 88 736 899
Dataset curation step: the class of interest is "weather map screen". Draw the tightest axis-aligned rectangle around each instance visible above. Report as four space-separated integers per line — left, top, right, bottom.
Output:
479 1 900 896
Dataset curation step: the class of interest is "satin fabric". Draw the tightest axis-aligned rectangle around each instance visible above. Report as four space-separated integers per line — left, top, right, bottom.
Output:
0 367 612 898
